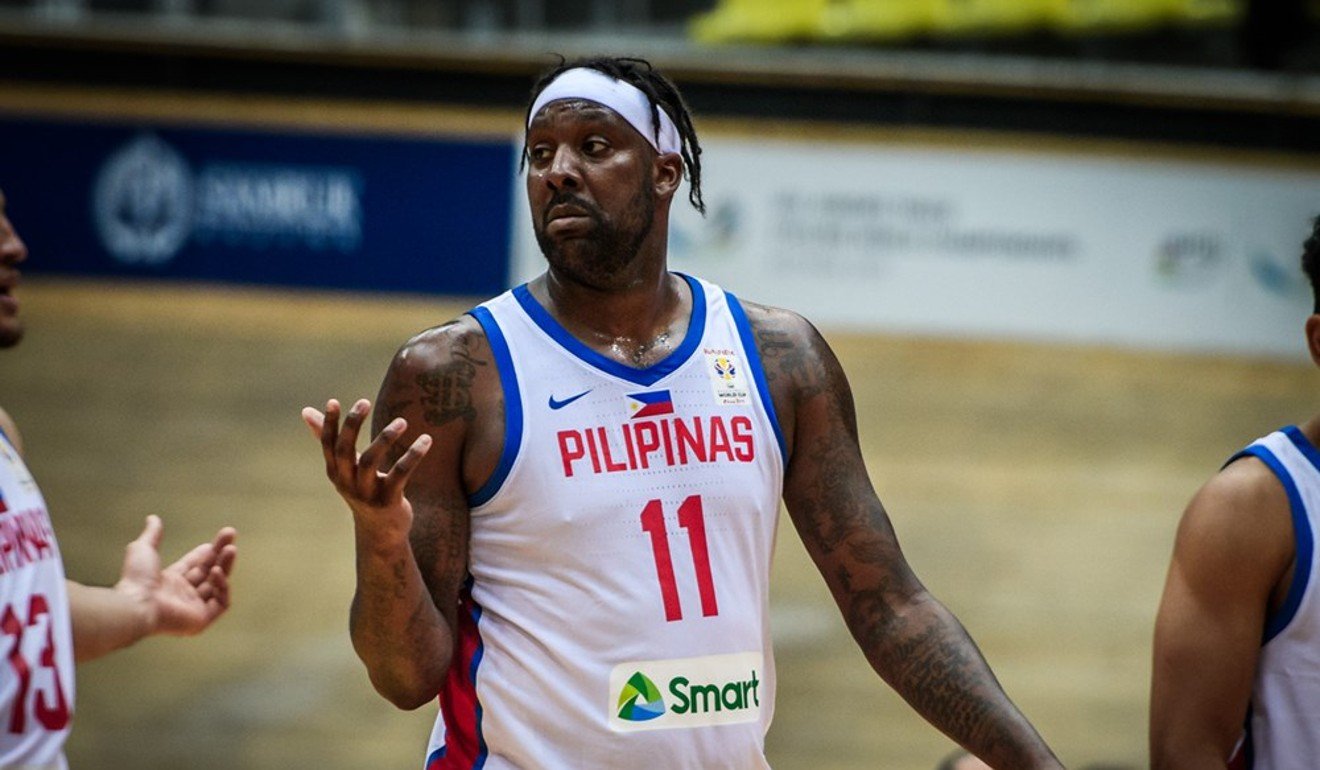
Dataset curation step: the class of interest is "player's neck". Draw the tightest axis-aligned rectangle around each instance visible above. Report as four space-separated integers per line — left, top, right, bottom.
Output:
1299 415 1320 448
534 266 691 367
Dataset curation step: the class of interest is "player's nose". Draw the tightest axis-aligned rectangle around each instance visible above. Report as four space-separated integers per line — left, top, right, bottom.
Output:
0 216 26 266
545 146 582 191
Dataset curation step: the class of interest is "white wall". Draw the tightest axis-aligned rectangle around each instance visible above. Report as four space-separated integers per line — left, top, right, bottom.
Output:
512 133 1320 359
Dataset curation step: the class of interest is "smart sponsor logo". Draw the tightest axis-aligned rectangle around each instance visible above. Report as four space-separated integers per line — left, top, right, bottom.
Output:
608 652 764 732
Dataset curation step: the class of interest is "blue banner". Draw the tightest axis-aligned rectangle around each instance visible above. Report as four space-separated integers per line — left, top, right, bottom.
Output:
0 116 515 296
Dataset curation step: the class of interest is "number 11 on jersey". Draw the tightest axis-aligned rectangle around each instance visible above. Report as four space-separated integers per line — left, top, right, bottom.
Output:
640 495 719 622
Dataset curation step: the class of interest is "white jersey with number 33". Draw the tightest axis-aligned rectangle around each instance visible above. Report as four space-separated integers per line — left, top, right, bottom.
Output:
426 274 786 770
0 428 74 770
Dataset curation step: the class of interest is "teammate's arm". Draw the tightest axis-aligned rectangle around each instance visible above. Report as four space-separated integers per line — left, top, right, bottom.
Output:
304 318 494 710
67 516 236 662
1150 458 1292 770
745 304 1061 769
0 407 236 663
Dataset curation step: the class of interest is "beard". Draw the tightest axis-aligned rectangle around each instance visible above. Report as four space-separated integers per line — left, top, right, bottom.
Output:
533 181 655 290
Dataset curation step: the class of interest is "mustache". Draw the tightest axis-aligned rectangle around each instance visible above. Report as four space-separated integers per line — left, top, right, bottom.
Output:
541 192 603 228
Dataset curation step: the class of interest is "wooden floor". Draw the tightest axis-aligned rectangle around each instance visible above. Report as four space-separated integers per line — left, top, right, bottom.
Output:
0 279 1310 770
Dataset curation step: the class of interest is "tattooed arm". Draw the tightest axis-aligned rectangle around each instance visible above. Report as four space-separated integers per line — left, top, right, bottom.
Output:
304 316 501 709
745 302 1060 769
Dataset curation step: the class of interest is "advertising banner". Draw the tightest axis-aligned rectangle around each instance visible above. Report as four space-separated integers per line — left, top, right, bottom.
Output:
0 116 515 297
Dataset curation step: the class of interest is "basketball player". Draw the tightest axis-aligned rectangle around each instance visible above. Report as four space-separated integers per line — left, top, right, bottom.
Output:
0 190 237 768
1150 216 1320 769
304 57 1061 768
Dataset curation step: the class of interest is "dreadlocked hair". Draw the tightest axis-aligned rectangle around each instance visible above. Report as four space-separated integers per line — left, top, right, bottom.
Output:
523 55 706 216
1304 214 1320 313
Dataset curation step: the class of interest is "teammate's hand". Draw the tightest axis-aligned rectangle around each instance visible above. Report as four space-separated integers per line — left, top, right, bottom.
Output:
302 398 432 545
116 515 237 637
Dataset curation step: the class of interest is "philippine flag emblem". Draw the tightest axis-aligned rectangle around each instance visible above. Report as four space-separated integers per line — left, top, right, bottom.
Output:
626 390 675 420
0 491 7 514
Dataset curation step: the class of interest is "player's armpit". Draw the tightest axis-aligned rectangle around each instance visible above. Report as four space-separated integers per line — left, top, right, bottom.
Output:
1150 457 1293 770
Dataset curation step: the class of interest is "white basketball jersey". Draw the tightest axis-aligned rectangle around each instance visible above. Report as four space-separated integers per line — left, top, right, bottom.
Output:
1227 427 1320 770
0 428 74 770
426 274 786 770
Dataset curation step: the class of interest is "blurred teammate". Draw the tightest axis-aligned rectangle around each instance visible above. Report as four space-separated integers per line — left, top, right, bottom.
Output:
0 191 237 768
305 56 1060 768
1151 216 1320 769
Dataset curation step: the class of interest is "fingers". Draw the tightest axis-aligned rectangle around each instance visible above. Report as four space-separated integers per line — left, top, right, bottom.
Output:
319 399 341 480
135 514 164 551
170 541 219 584
333 399 371 487
356 416 407 491
212 527 237 567
217 542 238 578
382 433 433 493
312 397 428 508
300 407 325 439
200 564 231 612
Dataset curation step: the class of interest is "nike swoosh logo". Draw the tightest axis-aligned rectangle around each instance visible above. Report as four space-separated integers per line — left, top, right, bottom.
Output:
548 390 592 410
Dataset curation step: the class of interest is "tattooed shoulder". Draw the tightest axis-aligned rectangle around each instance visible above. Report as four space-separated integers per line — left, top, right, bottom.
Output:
378 316 494 432
741 301 831 401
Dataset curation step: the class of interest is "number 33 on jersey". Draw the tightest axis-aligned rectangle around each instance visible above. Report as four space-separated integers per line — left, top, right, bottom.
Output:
0 431 75 770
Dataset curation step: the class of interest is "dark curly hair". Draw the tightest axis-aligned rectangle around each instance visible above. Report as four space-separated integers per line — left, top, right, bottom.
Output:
523 55 705 215
1304 215 1320 313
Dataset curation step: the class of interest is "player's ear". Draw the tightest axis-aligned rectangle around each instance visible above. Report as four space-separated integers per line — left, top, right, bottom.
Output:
1306 314 1320 367
652 153 683 200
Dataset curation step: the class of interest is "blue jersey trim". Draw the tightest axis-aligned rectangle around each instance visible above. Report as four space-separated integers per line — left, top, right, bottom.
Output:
511 273 706 387
467 306 522 508
1233 445 1315 644
724 290 788 467
428 578 488 770
1283 425 1320 475
469 588 489 769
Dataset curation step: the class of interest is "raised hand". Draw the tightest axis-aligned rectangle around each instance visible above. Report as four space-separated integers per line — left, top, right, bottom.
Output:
301 398 433 546
116 515 237 637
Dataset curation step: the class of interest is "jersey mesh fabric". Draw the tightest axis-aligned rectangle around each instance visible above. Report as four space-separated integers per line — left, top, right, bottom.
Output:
1228 427 1320 770
0 430 73 770
427 275 784 770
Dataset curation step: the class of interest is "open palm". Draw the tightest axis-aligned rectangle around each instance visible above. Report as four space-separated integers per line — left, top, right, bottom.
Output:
116 515 237 637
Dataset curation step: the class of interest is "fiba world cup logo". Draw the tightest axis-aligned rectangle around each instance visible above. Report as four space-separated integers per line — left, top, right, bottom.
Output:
713 356 736 383
706 352 748 405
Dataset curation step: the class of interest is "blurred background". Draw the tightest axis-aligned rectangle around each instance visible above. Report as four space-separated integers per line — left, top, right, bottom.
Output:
0 1 1318 768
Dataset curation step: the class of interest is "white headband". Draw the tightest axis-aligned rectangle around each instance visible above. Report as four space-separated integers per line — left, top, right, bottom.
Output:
528 67 683 156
